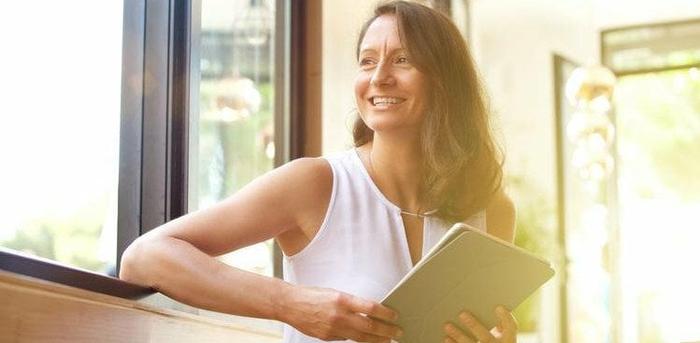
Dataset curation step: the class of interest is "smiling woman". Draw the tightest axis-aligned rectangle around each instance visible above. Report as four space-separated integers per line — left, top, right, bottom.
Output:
119 2 515 343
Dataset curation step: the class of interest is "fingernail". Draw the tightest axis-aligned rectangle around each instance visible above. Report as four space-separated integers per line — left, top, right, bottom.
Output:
394 329 403 338
459 312 470 320
497 306 507 314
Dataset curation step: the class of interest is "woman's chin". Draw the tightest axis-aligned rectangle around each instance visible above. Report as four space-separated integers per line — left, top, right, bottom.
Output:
364 120 420 136
360 108 423 133
364 119 400 131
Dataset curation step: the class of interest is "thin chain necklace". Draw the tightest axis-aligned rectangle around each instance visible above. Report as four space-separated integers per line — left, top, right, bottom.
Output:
366 150 437 218
400 208 438 218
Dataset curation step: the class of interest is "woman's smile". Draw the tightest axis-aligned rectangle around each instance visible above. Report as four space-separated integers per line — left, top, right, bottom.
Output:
370 96 407 109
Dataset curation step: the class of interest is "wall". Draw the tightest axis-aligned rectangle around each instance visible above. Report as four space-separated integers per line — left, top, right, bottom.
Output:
322 1 377 154
470 0 597 194
593 0 700 29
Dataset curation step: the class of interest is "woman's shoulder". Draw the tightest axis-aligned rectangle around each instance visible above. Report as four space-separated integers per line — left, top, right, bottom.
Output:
284 156 331 174
273 157 334 255
278 157 333 194
221 156 333 220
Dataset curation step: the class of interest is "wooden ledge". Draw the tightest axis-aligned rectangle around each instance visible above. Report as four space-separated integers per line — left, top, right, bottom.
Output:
0 270 282 342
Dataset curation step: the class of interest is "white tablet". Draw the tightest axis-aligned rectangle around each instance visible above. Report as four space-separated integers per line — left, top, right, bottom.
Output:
380 223 555 342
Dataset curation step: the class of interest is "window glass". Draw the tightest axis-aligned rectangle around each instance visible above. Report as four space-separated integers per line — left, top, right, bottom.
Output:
615 68 700 343
0 1 123 275
192 0 276 277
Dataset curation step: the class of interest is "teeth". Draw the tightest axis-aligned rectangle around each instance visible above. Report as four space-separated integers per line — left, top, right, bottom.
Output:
372 97 404 105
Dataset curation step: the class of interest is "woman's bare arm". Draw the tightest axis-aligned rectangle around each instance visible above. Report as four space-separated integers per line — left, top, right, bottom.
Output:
119 157 331 319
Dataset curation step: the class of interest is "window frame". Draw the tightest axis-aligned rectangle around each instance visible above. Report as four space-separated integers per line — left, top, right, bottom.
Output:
601 18 700 77
552 53 581 343
117 0 193 270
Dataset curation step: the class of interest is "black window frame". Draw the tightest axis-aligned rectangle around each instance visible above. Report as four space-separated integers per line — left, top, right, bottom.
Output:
117 0 194 268
2 0 306 300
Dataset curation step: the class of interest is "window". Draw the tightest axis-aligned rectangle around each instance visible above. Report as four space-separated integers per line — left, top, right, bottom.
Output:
0 0 304 313
604 19 700 342
193 0 277 277
0 0 124 275
0 0 304 298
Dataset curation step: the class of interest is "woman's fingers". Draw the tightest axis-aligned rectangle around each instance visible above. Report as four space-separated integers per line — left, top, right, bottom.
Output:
495 306 518 340
343 312 403 340
458 311 497 343
289 287 402 341
443 322 475 343
333 324 393 343
443 307 518 343
315 313 394 342
334 293 402 340
344 293 399 322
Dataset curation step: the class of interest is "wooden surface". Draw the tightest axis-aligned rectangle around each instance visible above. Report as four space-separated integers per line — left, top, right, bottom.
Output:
0 270 282 342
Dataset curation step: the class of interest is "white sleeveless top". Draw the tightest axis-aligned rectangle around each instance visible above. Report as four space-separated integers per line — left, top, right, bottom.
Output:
282 149 486 343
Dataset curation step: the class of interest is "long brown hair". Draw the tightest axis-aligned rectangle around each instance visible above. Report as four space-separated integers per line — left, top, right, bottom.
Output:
353 0 503 222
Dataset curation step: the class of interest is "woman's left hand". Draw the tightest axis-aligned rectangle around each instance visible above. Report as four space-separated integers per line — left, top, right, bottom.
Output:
442 306 518 343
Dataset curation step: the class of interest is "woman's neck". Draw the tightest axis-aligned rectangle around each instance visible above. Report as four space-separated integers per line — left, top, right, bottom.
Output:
362 134 425 213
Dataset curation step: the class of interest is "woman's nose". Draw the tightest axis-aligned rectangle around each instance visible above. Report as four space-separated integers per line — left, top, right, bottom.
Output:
370 62 395 86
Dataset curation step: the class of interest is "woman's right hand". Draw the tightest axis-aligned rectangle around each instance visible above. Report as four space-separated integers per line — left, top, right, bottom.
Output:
278 285 403 342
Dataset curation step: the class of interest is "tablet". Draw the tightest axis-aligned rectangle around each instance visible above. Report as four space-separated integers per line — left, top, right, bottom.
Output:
380 223 555 342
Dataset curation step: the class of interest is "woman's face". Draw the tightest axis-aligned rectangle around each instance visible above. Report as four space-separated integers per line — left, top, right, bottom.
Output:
354 14 428 136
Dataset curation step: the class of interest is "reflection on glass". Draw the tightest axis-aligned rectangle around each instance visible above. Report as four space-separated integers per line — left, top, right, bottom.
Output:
195 0 275 277
565 65 616 186
615 68 700 343
0 1 123 275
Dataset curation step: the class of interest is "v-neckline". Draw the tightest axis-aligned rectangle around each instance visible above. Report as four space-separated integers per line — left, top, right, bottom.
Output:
402 215 427 267
352 148 427 269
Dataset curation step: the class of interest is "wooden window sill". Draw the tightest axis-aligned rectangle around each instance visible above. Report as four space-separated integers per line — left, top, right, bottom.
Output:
0 270 282 342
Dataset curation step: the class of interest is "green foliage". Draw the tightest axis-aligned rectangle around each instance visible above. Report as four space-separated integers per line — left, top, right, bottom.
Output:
1 194 109 272
614 67 700 343
3 224 56 258
615 68 700 201
505 174 557 332
197 80 274 202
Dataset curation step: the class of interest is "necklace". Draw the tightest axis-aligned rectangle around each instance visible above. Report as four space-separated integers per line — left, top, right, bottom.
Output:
400 208 438 218
366 150 437 218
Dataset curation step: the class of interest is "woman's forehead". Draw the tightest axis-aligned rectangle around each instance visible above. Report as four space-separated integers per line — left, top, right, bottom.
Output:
359 14 405 53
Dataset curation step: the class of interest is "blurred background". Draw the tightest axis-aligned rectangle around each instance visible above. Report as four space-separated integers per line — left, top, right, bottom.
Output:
1 0 699 342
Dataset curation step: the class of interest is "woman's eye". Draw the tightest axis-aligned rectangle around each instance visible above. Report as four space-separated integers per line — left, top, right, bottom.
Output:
396 56 408 64
360 58 375 66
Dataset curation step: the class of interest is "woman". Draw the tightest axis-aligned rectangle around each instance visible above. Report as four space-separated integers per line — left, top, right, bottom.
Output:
120 1 518 342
